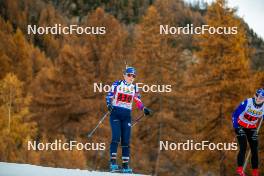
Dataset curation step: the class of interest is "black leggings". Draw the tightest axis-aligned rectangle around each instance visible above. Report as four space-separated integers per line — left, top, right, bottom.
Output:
235 126 258 169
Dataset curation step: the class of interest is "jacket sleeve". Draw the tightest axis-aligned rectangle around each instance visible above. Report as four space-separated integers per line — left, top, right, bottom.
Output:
106 80 119 106
133 86 144 110
232 99 247 128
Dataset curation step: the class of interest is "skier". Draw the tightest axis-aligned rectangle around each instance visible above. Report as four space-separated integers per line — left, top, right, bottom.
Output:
106 66 152 173
232 88 264 176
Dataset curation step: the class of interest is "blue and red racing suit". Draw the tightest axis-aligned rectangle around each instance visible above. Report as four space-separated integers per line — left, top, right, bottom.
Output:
232 98 264 169
106 80 144 164
232 98 264 129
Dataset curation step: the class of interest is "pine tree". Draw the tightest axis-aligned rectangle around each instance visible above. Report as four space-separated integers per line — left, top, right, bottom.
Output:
0 17 49 84
0 73 37 162
37 4 64 60
189 0 252 175
13 29 33 83
30 44 95 136
84 7 128 81
133 6 191 175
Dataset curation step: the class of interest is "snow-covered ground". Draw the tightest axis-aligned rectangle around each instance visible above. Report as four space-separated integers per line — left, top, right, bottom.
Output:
0 162 149 176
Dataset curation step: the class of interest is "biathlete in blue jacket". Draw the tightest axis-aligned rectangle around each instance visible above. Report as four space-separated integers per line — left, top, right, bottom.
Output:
106 67 152 173
232 88 264 176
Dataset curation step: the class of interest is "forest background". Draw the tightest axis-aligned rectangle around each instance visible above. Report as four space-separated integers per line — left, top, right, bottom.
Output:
0 0 264 175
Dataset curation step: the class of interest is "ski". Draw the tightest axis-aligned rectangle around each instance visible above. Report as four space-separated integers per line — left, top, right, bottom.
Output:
110 170 134 174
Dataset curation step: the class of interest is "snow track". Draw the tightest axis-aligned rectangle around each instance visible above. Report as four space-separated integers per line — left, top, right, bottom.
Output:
0 162 148 176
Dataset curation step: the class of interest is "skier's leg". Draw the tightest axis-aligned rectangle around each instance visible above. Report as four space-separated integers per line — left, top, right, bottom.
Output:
247 128 259 175
235 127 247 175
110 112 121 165
121 115 132 172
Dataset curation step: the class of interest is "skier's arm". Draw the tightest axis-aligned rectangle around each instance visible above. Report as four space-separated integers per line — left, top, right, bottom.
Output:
232 99 247 128
106 81 119 109
133 91 144 110
133 89 152 115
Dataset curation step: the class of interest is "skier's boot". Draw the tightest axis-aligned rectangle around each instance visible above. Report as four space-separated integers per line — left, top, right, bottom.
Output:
109 159 119 172
122 162 133 174
252 169 259 176
236 167 246 176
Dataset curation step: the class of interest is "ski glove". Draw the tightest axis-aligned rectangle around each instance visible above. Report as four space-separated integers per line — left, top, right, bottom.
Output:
107 104 113 112
143 107 152 116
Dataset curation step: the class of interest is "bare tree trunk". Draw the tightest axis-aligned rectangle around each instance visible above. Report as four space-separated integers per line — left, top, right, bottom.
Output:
154 123 162 176
8 87 12 133
219 90 226 176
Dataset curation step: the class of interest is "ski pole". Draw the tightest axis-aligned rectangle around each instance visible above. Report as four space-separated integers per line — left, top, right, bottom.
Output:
243 117 263 171
87 111 110 138
131 108 154 127
131 114 145 127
